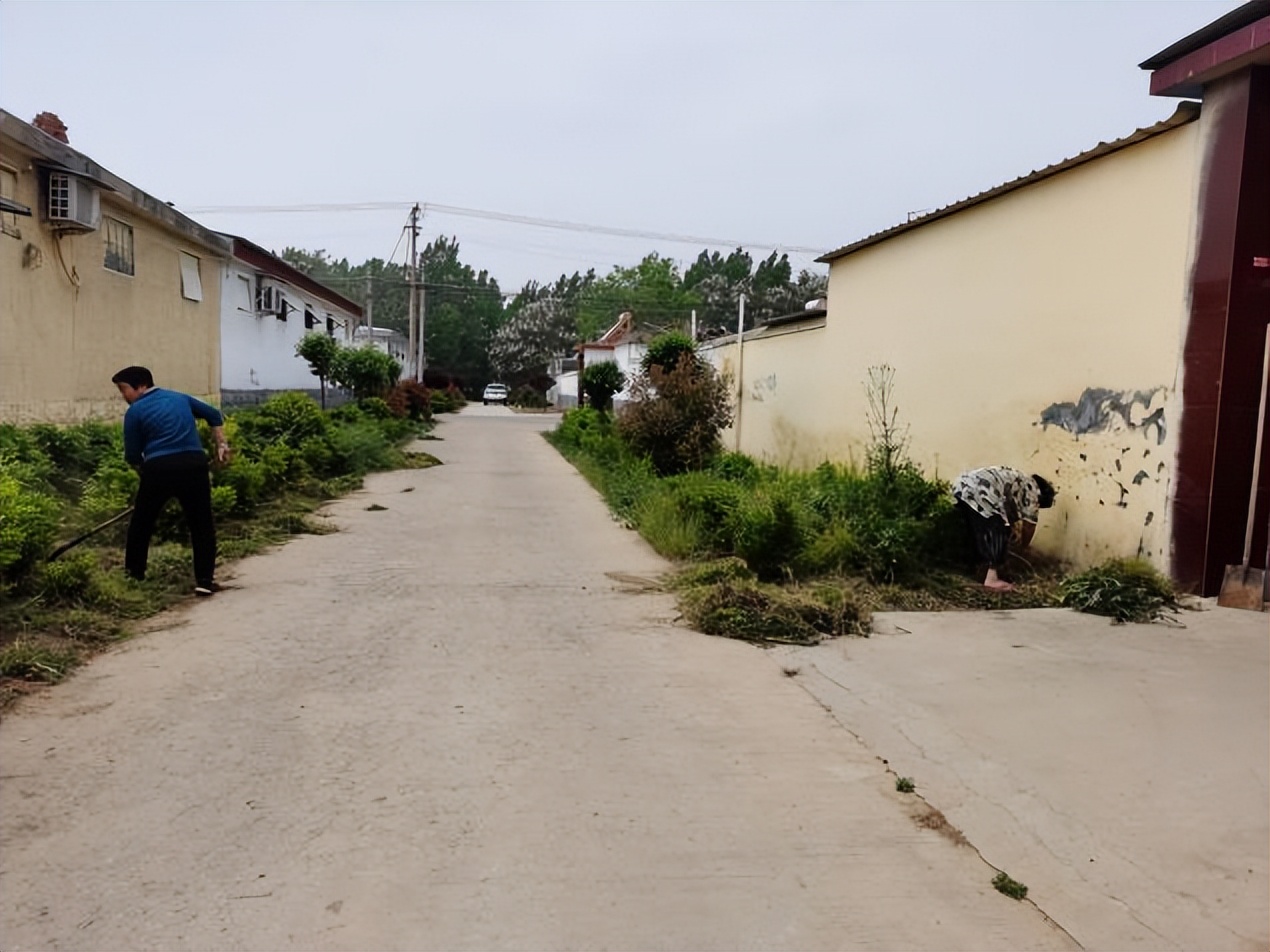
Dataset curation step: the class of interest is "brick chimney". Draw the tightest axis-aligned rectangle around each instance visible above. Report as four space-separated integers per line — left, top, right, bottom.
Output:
31 112 69 144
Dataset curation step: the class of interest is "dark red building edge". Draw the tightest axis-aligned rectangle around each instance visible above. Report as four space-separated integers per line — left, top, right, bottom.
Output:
1143 4 1270 594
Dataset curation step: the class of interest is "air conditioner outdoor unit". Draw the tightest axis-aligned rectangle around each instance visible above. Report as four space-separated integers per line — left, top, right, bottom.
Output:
44 172 100 232
256 285 284 316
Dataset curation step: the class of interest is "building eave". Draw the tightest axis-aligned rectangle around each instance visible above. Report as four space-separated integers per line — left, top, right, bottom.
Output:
1140 0 1270 99
762 307 827 328
817 102 1200 265
0 109 232 258
225 235 364 318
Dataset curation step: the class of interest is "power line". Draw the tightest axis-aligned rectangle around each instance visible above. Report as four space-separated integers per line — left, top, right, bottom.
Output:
422 203 827 256
181 199 828 256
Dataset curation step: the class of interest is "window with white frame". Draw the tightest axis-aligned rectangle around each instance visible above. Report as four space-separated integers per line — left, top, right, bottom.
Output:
179 252 203 301
0 166 20 238
103 217 134 275
236 274 254 313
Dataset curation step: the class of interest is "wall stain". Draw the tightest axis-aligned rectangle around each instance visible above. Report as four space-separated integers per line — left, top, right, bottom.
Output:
1039 387 1167 445
1144 511 1155 526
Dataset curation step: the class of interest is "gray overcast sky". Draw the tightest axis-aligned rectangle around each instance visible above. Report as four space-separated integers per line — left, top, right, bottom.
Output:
0 1 1242 291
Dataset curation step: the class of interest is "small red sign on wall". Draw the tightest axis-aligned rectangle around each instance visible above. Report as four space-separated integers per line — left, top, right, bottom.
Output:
1254 256 1270 268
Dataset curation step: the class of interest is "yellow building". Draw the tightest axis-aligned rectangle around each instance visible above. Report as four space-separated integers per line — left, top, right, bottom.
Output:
708 4 1269 595
0 110 231 423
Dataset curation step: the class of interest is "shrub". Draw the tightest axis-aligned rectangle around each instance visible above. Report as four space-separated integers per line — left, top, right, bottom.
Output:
800 521 858 576
1058 558 1178 623
214 455 268 510
642 331 698 374
295 332 339 408
509 385 549 409
618 354 733 476
356 397 395 421
0 459 62 581
234 392 328 449
430 389 459 414
581 361 626 412
634 490 706 559
661 472 744 553
552 407 608 450
325 421 399 475
710 451 763 486
27 421 120 489
210 484 238 519
78 458 139 524
386 380 433 422
726 480 815 581
0 424 52 473
40 552 96 600
598 455 659 523
330 345 401 400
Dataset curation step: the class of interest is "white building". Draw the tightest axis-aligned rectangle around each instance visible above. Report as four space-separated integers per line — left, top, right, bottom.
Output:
353 325 409 364
577 312 649 408
219 235 363 406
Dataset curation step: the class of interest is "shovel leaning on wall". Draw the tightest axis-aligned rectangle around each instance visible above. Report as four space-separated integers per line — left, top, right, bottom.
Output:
1218 325 1270 610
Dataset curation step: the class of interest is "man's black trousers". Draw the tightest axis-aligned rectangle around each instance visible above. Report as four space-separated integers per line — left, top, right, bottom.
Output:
126 451 216 585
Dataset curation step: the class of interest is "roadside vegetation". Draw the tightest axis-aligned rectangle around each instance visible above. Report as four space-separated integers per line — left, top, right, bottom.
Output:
0 383 448 704
547 344 1075 645
1057 558 1179 623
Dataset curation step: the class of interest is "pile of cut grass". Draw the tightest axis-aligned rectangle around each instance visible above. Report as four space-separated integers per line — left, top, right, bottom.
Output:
1058 558 1178 624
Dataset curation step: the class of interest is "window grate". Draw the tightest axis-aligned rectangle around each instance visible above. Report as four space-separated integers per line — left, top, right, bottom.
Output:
103 217 134 275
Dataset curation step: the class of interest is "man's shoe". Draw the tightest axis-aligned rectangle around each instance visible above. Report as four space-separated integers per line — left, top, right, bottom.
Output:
194 581 220 597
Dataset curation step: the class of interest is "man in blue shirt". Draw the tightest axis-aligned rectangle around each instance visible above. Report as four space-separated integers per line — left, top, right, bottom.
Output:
112 366 230 596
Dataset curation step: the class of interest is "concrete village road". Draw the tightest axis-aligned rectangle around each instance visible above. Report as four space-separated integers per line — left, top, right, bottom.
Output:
0 406 1076 951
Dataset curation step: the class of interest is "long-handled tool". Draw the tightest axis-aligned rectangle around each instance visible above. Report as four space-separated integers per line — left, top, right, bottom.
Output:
1218 325 1270 610
46 507 134 563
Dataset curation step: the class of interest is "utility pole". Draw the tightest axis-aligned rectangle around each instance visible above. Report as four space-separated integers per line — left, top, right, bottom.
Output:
735 294 746 452
359 274 372 343
416 248 427 378
690 308 697 342
405 204 420 379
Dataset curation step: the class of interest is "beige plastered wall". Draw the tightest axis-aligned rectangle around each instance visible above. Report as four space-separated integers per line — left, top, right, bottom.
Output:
725 123 1201 571
705 318 832 469
0 147 222 424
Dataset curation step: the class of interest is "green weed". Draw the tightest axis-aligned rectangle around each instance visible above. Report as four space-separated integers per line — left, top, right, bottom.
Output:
1058 558 1178 623
0 639 80 682
992 872 1029 901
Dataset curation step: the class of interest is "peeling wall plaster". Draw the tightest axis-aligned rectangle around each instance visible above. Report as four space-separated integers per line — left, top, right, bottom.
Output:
1039 387 1167 445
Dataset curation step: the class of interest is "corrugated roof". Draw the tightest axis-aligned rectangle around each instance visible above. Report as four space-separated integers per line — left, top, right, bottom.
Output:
817 102 1200 265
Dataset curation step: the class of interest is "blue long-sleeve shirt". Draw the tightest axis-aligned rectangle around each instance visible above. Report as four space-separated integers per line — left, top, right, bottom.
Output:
122 388 224 466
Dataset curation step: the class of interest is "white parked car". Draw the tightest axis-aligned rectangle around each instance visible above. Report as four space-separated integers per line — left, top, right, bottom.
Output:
482 383 509 405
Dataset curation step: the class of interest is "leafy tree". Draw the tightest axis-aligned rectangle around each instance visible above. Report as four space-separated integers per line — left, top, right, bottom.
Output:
618 353 733 476
489 297 577 383
642 331 698 374
295 332 339 408
284 238 506 393
419 236 505 390
576 254 698 341
580 360 625 413
330 346 401 400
